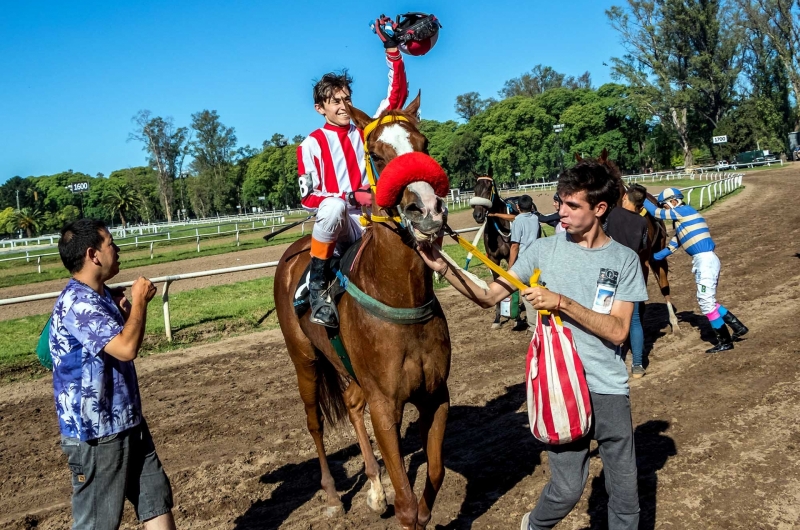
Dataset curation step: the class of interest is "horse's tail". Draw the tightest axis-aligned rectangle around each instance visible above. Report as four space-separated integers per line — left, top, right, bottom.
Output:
316 354 348 427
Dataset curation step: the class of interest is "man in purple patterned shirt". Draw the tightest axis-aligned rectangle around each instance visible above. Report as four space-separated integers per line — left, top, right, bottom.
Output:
51 219 175 530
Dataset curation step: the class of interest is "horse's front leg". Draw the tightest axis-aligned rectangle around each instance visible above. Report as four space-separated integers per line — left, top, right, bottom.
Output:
651 258 680 335
370 398 418 530
415 385 450 529
343 382 387 514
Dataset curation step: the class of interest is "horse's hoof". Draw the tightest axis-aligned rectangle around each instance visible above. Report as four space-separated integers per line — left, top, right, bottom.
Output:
323 504 345 518
491 322 502 330
367 492 387 514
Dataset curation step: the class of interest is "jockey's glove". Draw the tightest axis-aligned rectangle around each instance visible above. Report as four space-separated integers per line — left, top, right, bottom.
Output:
653 248 670 261
375 15 399 49
348 188 373 208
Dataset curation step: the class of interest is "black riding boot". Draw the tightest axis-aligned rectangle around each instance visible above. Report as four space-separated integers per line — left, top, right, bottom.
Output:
722 311 748 339
309 257 339 328
706 325 734 353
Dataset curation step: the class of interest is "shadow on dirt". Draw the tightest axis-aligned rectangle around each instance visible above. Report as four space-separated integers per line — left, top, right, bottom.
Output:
232 442 367 529
585 420 677 530
232 391 676 530
233 383 543 529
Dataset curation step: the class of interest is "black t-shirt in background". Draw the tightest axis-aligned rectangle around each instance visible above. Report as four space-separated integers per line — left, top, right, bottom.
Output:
605 207 648 256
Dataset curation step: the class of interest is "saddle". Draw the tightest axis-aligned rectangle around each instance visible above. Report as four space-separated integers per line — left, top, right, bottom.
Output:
293 239 363 319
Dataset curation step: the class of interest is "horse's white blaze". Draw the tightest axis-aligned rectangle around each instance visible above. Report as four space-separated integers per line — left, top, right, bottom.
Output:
377 123 414 156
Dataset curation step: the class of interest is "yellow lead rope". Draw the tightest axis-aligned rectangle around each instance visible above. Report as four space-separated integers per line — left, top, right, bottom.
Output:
445 228 563 325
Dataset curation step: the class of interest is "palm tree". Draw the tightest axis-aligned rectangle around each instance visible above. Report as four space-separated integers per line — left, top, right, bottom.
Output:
14 208 42 238
103 182 141 229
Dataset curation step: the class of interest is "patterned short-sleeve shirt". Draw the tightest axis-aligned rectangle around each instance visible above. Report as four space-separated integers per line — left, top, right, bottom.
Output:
50 279 142 441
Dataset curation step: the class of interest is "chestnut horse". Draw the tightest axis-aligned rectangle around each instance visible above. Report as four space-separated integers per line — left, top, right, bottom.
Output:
469 175 526 329
274 94 451 530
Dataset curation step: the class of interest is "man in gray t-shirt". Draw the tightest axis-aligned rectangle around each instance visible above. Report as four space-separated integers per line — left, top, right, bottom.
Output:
419 160 646 530
510 232 646 394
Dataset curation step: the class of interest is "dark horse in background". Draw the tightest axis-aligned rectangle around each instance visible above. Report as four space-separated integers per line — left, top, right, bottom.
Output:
469 174 529 329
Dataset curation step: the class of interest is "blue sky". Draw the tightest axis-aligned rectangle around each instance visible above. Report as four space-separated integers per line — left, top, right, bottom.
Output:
0 0 626 183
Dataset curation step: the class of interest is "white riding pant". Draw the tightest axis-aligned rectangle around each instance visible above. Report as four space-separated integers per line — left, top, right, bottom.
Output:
692 251 721 314
311 197 365 250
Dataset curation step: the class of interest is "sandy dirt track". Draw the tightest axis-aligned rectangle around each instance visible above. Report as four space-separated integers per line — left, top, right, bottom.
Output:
2 169 799 529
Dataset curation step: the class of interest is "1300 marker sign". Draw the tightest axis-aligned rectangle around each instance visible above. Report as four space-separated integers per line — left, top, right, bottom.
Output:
712 135 728 144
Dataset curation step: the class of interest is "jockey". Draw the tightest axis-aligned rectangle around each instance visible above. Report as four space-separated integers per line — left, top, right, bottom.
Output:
297 27 409 328
644 187 748 353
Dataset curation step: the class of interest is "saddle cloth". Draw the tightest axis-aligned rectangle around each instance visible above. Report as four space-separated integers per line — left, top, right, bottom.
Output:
293 239 363 318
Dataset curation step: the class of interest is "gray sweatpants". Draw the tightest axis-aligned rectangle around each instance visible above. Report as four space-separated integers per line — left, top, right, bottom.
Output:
526 393 639 530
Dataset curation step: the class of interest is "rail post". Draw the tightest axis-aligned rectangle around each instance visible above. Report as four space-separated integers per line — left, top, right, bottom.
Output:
37 256 41 274
236 230 240 247
301 222 305 236
135 236 139 249
150 242 154 260
196 236 200 253
26 250 29 263
162 280 173 342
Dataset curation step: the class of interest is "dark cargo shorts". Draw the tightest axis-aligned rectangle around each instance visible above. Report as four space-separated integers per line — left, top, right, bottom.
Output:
60 418 173 529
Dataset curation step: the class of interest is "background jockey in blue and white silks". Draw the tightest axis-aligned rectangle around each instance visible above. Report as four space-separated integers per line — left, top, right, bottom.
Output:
644 187 748 353
295 27 409 328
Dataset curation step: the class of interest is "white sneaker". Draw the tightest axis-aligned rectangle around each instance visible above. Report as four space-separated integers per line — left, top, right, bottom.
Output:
520 512 531 530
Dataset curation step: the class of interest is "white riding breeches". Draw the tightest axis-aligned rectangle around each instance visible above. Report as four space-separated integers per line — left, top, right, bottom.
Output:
692 251 721 314
311 197 365 249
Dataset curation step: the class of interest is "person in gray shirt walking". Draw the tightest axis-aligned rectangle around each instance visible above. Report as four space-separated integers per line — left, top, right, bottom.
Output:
418 161 647 530
509 195 542 331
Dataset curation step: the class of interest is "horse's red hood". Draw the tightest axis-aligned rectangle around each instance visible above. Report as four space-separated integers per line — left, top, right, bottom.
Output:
375 152 449 208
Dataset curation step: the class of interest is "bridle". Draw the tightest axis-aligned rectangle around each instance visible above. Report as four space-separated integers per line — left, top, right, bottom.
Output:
360 113 411 226
470 175 514 238
359 113 439 245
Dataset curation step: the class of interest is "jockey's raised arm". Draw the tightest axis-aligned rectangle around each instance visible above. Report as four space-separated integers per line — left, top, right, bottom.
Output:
296 47 408 212
373 48 408 116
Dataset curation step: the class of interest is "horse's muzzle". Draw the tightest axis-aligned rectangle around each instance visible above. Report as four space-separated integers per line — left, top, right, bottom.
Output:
472 207 487 224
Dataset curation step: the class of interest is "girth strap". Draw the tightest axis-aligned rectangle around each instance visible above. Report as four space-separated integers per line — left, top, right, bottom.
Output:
329 334 358 382
336 271 435 325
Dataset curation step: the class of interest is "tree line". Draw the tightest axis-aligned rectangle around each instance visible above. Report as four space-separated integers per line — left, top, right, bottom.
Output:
2 0 797 237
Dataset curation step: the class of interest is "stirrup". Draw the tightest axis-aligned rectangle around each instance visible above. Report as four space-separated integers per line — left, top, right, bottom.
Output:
310 291 339 328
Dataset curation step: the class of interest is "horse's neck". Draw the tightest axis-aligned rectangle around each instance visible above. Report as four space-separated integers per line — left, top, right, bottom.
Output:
353 223 433 307
490 198 511 231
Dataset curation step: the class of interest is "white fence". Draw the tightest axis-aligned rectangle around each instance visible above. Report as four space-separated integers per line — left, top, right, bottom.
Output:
0 216 302 268
0 227 481 342
679 174 743 210
0 210 300 250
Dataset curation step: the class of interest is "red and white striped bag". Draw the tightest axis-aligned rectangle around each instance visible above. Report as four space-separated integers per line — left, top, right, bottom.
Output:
526 311 593 444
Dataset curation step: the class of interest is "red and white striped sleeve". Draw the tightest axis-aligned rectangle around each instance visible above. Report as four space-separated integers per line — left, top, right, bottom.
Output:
373 50 409 117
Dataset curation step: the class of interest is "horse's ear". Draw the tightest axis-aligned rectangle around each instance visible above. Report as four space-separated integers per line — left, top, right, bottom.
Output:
574 153 583 163
600 148 609 163
345 101 373 130
404 90 422 121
